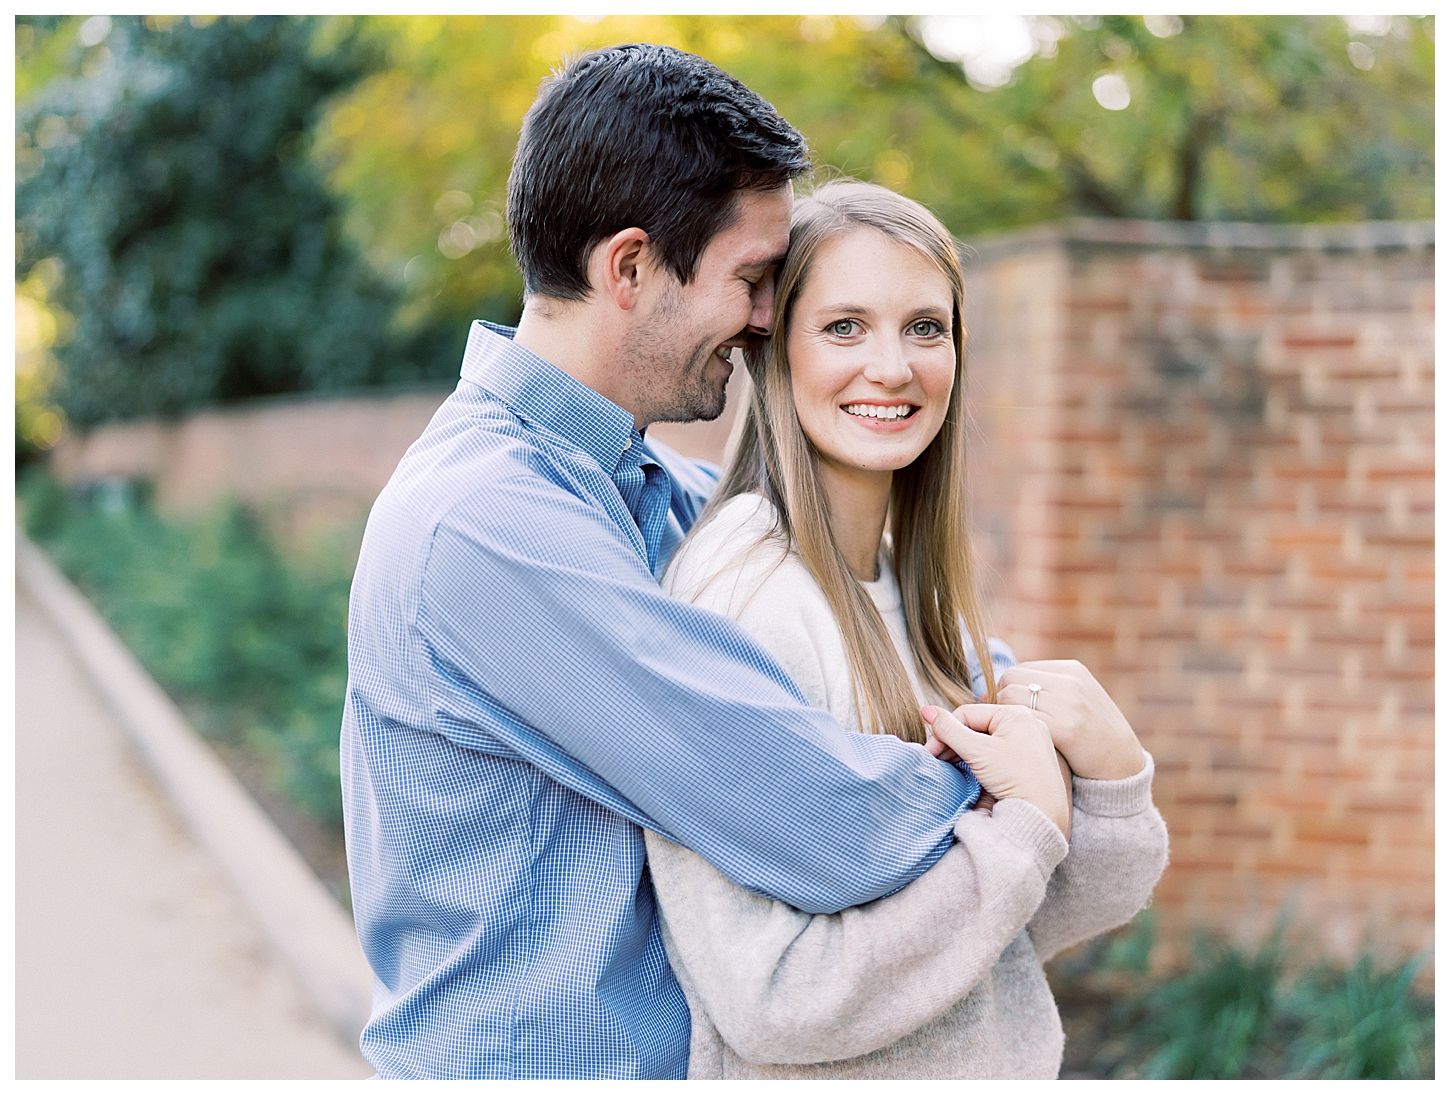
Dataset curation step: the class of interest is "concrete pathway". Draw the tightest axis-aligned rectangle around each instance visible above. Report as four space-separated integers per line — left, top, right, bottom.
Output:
15 581 374 1080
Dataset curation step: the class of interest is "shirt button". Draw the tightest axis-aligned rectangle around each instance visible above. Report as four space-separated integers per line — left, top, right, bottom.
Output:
623 438 632 451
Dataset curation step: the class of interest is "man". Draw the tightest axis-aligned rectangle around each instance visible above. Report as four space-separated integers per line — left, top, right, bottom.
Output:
341 44 997 1079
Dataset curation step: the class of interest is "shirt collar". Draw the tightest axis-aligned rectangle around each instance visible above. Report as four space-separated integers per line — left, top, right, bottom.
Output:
461 320 641 474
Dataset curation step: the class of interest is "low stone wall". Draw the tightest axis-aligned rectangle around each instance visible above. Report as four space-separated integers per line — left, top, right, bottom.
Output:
48 218 1434 968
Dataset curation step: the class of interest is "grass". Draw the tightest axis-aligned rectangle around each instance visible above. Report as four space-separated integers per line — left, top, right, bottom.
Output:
19 468 354 830
1049 910 1434 1079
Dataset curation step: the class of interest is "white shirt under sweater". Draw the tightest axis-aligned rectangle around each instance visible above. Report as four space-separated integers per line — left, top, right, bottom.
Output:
649 492 1169 1079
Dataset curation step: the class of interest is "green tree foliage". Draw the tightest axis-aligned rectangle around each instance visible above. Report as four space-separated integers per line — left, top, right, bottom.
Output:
314 14 1432 339
966 14 1435 222
14 15 80 102
16 15 1431 425
15 15 459 429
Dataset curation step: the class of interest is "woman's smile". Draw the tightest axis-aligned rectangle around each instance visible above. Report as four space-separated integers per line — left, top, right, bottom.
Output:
841 401 919 423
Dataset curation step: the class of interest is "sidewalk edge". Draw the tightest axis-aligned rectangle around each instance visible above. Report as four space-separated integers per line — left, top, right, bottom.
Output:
16 532 373 1046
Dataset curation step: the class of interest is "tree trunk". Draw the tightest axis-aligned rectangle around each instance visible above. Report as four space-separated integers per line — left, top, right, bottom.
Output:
1172 110 1224 221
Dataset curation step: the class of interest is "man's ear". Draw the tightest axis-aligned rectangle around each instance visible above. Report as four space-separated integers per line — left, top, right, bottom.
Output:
591 227 653 312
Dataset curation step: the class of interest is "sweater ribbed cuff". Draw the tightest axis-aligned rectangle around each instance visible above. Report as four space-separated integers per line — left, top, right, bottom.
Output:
959 797 1069 879
1071 750 1156 818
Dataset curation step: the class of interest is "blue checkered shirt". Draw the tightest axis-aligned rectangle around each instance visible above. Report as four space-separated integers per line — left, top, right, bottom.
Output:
340 321 994 1079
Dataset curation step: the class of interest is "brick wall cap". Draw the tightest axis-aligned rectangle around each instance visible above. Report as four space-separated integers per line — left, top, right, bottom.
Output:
64 378 460 440
960 218 1434 263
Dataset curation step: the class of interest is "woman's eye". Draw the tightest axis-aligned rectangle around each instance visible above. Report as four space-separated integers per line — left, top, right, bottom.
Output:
910 320 944 337
828 319 858 337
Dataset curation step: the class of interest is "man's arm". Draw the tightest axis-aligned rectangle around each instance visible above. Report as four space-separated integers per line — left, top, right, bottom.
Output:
388 474 978 915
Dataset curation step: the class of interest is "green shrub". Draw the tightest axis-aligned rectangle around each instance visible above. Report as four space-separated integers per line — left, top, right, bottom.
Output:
1285 952 1434 1079
1134 928 1289 1078
19 468 352 825
1052 911 1434 1080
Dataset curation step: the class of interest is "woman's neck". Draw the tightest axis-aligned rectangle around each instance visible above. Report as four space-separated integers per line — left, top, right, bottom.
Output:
815 462 893 582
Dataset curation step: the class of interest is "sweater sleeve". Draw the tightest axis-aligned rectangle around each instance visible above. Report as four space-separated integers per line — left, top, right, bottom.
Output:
646 798 1068 1066
1026 751 1169 963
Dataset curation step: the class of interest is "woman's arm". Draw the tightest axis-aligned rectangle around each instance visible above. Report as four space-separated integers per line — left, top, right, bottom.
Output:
647 797 1067 1065
982 660 1167 959
653 500 1069 1063
1026 753 1169 963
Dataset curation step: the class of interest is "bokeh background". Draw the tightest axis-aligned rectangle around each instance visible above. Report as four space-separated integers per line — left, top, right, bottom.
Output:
15 14 1434 1079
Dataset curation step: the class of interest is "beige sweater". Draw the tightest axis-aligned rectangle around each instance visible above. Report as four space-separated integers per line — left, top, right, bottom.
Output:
650 493 1169 1079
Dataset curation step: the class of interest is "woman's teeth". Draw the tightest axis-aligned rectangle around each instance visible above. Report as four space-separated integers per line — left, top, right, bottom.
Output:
843 403 915 420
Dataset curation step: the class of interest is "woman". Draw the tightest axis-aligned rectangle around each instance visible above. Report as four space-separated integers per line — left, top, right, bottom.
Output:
648 180 1167 1079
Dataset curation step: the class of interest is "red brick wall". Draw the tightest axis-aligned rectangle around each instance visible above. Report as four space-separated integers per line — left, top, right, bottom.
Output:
961 220 1434 968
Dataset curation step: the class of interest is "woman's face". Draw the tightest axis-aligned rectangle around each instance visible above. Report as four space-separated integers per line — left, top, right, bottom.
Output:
785 228 957 486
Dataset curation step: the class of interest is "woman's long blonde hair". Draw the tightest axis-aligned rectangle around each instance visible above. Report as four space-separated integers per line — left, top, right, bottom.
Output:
688 179 997 743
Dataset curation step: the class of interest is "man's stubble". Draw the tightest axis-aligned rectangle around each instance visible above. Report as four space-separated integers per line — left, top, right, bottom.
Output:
624 282 731 428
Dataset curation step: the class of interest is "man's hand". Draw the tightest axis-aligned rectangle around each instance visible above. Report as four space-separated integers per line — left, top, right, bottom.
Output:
997 660 1145 782
922 704 1071 839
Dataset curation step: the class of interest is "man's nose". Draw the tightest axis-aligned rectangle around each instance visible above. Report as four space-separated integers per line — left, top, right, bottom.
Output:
746 269 776 336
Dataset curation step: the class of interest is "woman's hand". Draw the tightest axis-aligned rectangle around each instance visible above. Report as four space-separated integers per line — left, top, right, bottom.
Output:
970 753 1071 827
922 703 1071 839
997 660 1145 782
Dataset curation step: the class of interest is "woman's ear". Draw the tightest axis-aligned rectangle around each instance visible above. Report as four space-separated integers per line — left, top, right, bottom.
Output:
589 227 652 312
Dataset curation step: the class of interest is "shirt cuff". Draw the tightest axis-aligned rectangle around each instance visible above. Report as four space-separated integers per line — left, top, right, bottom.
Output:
950 759 984 809
958 797 1069 880
1071 750 1156 818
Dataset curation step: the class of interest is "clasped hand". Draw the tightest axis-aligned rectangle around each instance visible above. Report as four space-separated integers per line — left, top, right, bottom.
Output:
922 702 1071 838
923 659 1146 839
997 660 1145 781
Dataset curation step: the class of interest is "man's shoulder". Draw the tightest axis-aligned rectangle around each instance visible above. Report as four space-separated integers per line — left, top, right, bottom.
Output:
387 383 602 524
356 391 535 585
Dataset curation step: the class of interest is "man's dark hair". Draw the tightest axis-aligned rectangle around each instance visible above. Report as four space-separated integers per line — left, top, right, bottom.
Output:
507 43 811 301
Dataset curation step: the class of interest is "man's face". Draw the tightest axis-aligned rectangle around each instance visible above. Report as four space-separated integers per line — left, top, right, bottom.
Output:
627 185 793 426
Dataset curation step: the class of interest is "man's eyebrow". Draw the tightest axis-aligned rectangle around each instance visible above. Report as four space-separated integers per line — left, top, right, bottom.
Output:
738 250 788 271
